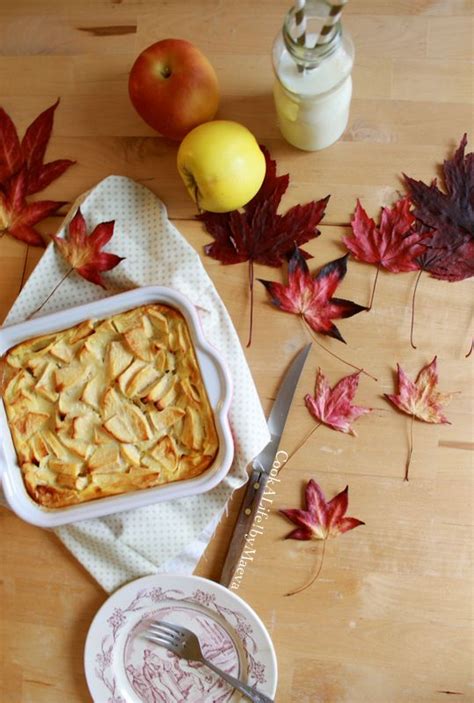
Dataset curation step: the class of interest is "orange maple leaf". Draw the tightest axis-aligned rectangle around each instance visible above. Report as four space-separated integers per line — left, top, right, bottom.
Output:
385 356 456 480
385 356 454 424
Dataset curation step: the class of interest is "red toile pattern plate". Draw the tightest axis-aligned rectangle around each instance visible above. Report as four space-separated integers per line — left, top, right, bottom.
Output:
84 574 277 702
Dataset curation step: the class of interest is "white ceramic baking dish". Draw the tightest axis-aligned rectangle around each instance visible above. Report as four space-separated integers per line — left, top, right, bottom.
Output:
0 286 234 528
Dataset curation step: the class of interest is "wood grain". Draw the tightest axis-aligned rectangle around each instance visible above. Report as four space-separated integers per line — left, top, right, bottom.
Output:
0 1 472 701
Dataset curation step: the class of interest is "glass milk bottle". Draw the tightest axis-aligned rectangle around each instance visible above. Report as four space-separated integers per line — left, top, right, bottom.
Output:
272 0 354 151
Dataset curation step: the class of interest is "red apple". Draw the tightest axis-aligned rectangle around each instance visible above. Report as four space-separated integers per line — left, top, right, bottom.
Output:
129 38 220 141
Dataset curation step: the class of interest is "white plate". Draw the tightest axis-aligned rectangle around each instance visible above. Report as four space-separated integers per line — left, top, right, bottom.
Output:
84 574 277 702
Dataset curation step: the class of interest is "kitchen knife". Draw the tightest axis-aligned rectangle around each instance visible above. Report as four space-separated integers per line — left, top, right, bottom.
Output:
220 343 312 587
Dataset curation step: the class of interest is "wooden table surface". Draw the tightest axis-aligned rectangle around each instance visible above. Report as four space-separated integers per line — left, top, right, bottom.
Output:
1 1 473 701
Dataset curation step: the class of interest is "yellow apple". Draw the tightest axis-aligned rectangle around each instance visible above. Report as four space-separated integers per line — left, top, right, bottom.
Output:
177 121 266 212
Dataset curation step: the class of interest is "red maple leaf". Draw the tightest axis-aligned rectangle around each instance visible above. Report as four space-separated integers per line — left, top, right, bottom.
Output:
29 209 124 318
404 134 474 282
0 100 75 246
280 478 364 596
402 135 473 347
305 368 372 435
343 197 431 308
198 146 329 345
385 356 456 480
259 247 366 343
285 368 371 469
52 208 124 288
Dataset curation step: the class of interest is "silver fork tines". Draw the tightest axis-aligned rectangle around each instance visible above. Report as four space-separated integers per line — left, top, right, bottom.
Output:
148 622 182 640
144 619 274 703
146 622 183 650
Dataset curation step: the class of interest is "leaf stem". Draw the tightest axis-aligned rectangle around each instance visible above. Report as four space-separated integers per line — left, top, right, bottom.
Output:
286 538 327 597
18 245 29 293
405 413 415 482
246 259 254 348
368 264 380 311
27 267 73 319
410 269 423 350
303 319 378 382
284 423 322 467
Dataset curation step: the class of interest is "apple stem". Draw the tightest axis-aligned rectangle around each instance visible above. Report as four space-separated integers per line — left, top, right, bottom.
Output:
466 338 473 358
246 259 255 347
194 185 202 214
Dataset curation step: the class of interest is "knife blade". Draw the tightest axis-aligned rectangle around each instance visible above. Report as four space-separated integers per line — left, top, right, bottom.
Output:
219 343 312 587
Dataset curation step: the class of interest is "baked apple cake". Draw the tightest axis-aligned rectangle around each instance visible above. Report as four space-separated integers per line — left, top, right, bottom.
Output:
1 304 219 508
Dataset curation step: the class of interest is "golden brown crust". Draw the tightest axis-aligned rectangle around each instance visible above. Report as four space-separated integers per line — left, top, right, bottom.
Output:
2 304 219 509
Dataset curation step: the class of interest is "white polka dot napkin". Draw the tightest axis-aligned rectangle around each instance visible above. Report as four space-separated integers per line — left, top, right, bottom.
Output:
4 176 270 592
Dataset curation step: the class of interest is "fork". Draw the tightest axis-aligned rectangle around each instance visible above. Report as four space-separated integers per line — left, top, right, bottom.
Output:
145 620 274 703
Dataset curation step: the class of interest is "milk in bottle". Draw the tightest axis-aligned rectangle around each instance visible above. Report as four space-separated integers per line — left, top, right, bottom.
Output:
272 0 354 151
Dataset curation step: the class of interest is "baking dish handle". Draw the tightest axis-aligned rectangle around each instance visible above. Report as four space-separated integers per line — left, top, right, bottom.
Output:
197 343 233 418
0 442 9 505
